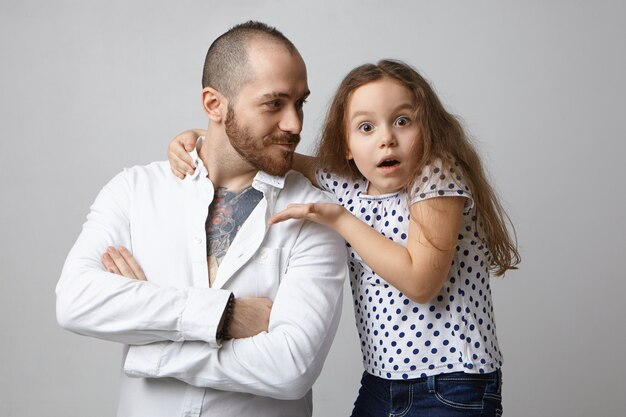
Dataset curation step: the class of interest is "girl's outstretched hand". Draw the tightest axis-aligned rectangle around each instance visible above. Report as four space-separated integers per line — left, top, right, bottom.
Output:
168 129 202 179
268 202 347 228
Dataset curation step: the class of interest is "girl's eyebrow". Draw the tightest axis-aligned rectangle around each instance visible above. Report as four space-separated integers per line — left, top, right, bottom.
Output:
350 102 415 120
393 102 415 112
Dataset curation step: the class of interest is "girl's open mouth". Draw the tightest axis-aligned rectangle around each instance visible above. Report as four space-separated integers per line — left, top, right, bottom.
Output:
377 159 400 168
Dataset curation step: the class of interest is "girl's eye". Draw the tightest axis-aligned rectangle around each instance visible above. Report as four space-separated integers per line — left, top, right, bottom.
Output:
394 116 411 127
358 123 374 133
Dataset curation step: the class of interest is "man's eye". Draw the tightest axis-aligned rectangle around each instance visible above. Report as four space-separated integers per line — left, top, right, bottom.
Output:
296 99 308 109
394 116 411 126
358 123 374 133
266 101 282 109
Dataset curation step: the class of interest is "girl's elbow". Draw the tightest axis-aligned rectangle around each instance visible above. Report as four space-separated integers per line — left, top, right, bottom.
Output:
406 291 437 305
405 277 447 304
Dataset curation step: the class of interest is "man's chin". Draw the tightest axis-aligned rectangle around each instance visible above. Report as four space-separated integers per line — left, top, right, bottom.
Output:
257 155 293 176
260 164 291 176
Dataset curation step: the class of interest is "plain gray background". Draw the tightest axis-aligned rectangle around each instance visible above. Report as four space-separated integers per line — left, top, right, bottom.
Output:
1 1 625 416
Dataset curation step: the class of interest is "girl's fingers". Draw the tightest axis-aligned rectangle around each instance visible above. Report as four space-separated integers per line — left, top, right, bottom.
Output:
168 137 196 177
175 152 195 174
268 211 291 225
170 155 195 177
268 204 312 225
173 169 185 180
171 166 187 180
182 135 198 152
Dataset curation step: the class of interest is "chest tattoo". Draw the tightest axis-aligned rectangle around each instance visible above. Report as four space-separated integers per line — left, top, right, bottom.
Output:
205 186 263 285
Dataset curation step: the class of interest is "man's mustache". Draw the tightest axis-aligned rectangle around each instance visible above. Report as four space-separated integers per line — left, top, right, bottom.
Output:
266 133 300 146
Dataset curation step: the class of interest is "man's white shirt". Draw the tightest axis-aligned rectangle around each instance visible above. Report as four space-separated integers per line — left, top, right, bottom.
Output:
56 152 347 417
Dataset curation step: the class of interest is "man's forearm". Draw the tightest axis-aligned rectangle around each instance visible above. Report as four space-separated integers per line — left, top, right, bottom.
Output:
124 298 341 400
124 220 347 399
56 170 231 346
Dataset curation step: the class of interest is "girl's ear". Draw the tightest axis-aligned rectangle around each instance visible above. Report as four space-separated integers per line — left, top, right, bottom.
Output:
346 148 353 160
201 87 226 123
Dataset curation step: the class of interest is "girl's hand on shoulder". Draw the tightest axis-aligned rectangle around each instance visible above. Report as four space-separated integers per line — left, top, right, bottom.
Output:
168 129 204 179
268 202 347 228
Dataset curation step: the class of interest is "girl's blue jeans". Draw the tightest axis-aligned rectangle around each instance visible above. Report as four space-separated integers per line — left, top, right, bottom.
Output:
350 369 503 417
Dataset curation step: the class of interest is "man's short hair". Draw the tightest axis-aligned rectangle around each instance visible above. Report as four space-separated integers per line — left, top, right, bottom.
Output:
202 21 296 100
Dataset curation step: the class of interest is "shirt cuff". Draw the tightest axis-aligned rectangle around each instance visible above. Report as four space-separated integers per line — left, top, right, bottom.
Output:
181 287 232 347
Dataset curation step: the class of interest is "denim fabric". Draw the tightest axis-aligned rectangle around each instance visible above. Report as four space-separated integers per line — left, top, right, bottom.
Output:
350 370 502 417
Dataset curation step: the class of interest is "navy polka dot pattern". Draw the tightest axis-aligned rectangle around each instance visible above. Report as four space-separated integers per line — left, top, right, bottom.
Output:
316 158 502 380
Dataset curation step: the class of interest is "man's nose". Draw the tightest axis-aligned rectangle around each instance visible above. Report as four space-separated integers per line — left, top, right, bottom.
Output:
278 106 303 134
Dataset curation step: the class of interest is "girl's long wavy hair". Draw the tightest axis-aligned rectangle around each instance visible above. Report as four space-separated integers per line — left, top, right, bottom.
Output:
317 59 520 276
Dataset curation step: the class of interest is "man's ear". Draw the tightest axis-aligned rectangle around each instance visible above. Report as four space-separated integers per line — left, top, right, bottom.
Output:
201 87 226 122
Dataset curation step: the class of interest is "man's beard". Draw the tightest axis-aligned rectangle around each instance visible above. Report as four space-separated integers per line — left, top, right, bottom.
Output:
224 108 300 176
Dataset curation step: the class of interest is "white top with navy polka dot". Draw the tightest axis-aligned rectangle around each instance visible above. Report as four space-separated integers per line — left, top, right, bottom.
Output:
316 158 502 380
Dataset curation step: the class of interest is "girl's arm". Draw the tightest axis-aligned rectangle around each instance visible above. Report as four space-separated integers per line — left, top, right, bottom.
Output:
292 153 318 186
269 196 465 304
167 130 320 186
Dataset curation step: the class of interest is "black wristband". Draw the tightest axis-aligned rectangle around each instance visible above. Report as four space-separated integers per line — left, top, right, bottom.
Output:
217 292 235 341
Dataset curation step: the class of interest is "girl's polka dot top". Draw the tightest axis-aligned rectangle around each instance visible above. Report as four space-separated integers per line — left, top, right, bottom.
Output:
315 158 502 379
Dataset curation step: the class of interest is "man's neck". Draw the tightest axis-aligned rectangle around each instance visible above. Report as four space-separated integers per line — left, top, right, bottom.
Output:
199 129 257 192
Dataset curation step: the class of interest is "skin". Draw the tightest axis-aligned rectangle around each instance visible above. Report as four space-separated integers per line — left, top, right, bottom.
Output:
169 81 466 304
345 79 422 195
102 39 310 338
102 246 146 281
271 79 466 303
198 40 309 190
102 247 272 339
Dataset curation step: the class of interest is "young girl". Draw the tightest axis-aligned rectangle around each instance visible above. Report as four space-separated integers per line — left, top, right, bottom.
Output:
168 60 519 417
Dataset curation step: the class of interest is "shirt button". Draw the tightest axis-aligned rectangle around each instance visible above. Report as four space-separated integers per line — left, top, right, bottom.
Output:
259 250 268 259
193 236 203 244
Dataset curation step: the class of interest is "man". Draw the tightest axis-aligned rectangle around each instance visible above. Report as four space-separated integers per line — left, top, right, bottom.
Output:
56 21 347 417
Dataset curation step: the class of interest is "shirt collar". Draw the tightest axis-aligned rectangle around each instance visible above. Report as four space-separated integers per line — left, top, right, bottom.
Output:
253 171 286 190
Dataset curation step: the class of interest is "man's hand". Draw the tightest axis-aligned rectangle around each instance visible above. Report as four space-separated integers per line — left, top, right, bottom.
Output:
227 297 273 339
102 247 272 339
101 246 146 281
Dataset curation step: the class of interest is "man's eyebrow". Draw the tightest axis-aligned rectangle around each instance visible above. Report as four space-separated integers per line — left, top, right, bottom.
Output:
261 90 311 100
261 92 289 99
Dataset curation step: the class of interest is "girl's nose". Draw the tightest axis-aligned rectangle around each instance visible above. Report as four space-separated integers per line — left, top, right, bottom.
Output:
379 128 397 148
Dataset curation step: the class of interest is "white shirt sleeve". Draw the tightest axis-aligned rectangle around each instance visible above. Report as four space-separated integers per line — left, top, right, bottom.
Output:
124 220 347 400
55 170 231 347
